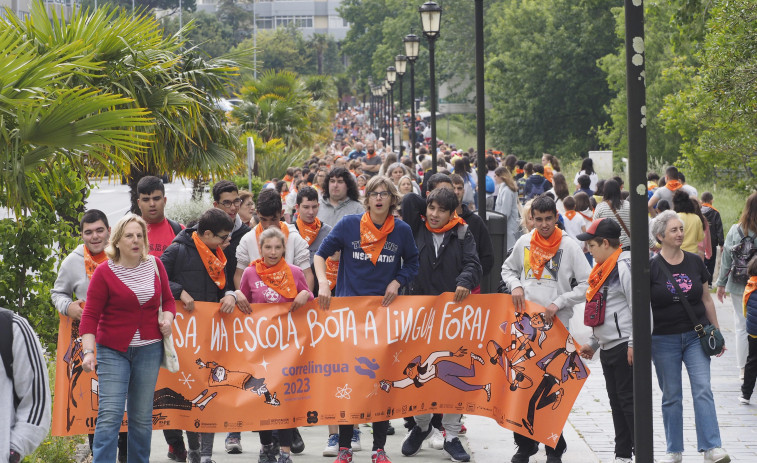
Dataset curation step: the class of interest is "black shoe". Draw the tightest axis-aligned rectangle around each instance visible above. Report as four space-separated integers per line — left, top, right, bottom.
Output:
291 428 305 454
386 423 395 435
443 437 470 462
401 425 432 456
545 455 563 463
168 444 188 462
511 442 539 463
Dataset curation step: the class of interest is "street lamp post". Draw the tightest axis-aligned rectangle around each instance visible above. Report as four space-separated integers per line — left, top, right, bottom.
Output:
419 1 442 173
384 81 392 149
395 55 407 157
387 67 397 153
380 86 387 142
404 34 420 166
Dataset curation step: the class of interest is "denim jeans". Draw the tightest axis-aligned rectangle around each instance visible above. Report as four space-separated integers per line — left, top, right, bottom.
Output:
652 331 722 453
93 342 163 463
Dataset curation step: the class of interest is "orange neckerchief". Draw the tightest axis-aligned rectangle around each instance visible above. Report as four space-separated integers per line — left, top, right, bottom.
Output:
253 258 297 299
425 212 465 234
702 202 719 213
744 276 757 315
665 180 682 191
586 247 622 301
529 228 562 280
84 246 108 279
647 181 658 191
365 151 377 159
283 175 293 184
515 168 524 175
564 210 577 220
325 257 339 290
544 164 554 183
578 210 593 221
280 191 289 202
296 216 322 246
360 212 395 265
191 231 227 289
256 221 290 240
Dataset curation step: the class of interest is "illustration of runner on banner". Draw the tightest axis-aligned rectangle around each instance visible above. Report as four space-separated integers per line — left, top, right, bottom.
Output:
52 294 590 446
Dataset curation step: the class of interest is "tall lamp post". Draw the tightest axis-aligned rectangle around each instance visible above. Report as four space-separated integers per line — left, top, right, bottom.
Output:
380 86 387 142
395 55 407 156
404 34 420 165
387 67 397 153
419 1 442 173
384 81 392 150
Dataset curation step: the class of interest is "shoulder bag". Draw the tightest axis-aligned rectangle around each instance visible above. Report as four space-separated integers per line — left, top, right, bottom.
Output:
655 254 724 356
152 256 180 372
608 201 631 238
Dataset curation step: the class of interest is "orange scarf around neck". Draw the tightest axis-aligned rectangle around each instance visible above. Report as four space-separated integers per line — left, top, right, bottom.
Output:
296 216 322 246
515 168 524 175
529 228 562 280
253 258 297 299
665 180 682 191
702 202 719 213
192 231 227 289
360 212 395 265
744 276 757 315
283 175 293 183
256 221 290 240
425 212 465 234
586 247 622 301
325 257 339 290
84 246 108 279
578 210 593 221
564 210 577 220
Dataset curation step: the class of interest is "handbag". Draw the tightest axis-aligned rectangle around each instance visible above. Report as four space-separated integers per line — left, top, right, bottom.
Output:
656 255 725 356
608 201 631 239
152 256 180 373
584 284 608 327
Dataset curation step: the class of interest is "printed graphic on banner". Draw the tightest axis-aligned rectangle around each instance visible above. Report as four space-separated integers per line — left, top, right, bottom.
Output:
52 294 590 446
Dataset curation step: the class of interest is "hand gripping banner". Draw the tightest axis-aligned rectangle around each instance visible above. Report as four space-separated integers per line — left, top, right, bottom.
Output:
52 294 590 446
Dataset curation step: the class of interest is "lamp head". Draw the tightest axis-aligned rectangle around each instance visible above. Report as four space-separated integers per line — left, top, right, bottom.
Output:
386 66 397 84
395 55 407 76
403 33 420 62
419 1 442 40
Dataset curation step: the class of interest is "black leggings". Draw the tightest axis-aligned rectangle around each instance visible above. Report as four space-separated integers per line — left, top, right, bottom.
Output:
260 428 293 447
339 421 388 451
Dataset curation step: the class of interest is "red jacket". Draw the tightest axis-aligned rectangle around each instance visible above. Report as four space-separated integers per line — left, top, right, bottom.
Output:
80 258 176 352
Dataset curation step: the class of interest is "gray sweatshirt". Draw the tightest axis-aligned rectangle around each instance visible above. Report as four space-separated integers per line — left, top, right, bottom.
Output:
1 313 51 459
50 244 88 316
586 251 634 351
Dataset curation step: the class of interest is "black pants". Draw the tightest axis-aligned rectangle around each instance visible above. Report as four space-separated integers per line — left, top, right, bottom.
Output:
742 336 757 399
600 342 634 458
513 432 566 457
339 421 388 451
261 429 293 447
704 255 716 286
163 429 185 449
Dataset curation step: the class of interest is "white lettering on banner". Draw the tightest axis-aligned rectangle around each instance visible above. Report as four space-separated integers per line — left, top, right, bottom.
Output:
307 307 358 347
174 313 200 354
364 310 378 344
385 306 435 345
211 318 229 351
439 302 491 345
204 314 302 353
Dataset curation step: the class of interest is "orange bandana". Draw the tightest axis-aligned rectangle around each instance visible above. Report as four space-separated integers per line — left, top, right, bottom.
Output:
191 231 227 289
586 247 622 301
84 246 108 280
564 210 577 220
515 168 524 175
360 212 395 265
425 212 465 234
253 258 297 299
529 228 562 280
544 164 554 183
744 276 757 314
283 175 293 183
578 210 593 221
702 202 719 213
280 191 289 202
296 217 322 246
647 181 658 191
665 180 682 191
366 151 377 160
256 221 290 240
325 257 339 290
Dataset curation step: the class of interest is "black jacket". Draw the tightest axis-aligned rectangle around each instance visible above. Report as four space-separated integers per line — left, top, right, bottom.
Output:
459 204 494 276
224 221 251 288
409 223 482 295
161 227 233 303
702 206 725 250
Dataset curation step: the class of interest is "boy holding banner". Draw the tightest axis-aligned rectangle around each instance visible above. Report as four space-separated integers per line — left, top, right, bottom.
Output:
314 175 419 463
501 195 591 463
402 187 482 462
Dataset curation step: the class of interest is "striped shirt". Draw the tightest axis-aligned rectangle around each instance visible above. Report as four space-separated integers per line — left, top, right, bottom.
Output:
594 200 631 249
109 259 160 347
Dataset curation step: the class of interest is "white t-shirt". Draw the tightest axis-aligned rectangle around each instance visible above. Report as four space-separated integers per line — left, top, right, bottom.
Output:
236 223 311 270
651 184 698 204
573 171 599 192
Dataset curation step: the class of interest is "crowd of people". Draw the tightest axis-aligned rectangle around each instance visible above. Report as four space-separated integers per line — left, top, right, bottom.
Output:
25 105 750 463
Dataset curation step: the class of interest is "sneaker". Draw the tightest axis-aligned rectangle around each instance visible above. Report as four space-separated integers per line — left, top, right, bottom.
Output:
511 442 539 463
334 447 353 463
225 435 242 454
459 424 467 435
168 445 188 462
324 434 340 457
427 427 444 450
739 395 750 405
402 424 432 456
372 449 392 463
546 456 562 463
703 447 730 463
259 443 278 463
614 458 633 463
351 428 362 451
387 423 396 435
444 437 470 462
291 428 305 454
277 451 293 463
657 452 682 463
187 450 200 463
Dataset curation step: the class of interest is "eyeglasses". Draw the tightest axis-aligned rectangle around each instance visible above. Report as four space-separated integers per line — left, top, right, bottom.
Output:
215 233 231 241
219 198 242 208
368 191 391 199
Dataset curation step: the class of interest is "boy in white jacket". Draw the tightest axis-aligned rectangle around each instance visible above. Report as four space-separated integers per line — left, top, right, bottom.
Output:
500 195 591 463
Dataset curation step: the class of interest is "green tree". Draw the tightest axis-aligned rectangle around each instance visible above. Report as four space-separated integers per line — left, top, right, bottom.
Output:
161 11 236 57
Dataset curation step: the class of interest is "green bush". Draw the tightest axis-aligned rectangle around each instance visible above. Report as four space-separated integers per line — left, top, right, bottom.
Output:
164 198 214 227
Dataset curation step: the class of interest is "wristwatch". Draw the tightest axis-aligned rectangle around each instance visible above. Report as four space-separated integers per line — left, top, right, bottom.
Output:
82 349 94 356
9 449 21 463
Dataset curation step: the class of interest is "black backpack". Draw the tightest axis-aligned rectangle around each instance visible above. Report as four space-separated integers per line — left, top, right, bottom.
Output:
729 227 757 284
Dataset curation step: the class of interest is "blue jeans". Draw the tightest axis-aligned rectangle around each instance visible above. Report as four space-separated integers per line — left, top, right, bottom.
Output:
652 331 722 453
93 342 162 463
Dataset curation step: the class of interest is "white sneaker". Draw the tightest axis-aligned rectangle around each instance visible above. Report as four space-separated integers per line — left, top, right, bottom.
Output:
615 458 633 463
703 447 730 463
739 395 750 405
657 452 682 463
323 433 339 457
427 427 444 450
351 428 362 452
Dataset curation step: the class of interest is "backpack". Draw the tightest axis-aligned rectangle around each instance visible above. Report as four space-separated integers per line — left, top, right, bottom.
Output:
526 177 548 200
167 218 183 237
0 307 20 406
729 227 757 284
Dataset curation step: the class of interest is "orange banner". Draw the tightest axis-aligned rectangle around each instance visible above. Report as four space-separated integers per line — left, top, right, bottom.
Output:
52 294 589 446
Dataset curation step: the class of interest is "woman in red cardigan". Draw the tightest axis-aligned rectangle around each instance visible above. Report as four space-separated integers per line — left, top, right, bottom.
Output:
81 214 176 463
